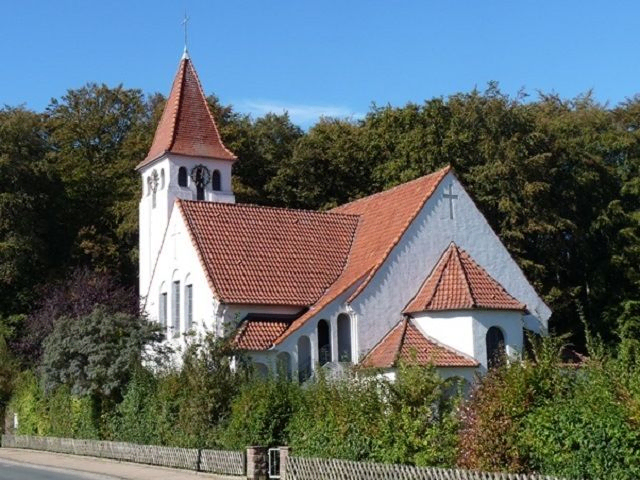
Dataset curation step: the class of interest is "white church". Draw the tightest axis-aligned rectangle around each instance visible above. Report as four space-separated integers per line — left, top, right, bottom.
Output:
138 52 551 383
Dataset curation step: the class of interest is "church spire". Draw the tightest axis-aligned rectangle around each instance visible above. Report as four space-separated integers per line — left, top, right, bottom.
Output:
137 55 236 170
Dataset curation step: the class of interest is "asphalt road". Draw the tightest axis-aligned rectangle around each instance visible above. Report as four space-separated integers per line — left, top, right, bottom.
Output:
0 459 116 480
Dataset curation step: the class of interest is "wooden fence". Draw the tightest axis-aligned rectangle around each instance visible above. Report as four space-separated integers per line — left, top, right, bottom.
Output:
0 434 245 476
285 455 566 480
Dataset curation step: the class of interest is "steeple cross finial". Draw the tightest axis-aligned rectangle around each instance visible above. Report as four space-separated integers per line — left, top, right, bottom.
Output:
182 12 190 58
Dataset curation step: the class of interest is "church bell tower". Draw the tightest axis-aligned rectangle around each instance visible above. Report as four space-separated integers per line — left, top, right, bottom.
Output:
136 50 237 299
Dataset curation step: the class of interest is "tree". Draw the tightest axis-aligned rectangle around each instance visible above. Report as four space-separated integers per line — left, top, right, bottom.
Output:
41 306 161 404
12 267 139 366
0 106 63 317
45 84 154 283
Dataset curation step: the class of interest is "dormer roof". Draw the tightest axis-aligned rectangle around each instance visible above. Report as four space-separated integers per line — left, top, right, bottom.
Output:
404 243 526 314
137 56 236 170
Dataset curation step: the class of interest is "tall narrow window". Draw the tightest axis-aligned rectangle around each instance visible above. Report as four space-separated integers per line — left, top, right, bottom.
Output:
337 313 352 362
185 284 193 331
486 326 506 369
159 292 167 328
178 167 188 187
211 170 221 191
172 280 180 337
317 319 331 366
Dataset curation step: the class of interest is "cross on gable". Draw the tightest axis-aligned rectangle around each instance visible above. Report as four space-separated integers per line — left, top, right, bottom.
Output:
443 184 458 220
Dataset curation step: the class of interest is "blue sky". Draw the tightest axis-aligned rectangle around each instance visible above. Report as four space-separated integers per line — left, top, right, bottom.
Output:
2 1 640 127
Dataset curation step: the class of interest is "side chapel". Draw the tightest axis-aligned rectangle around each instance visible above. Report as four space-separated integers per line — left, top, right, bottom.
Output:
138 52 551 383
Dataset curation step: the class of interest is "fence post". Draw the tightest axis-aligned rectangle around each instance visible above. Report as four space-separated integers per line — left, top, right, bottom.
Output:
246 446 268 480
195 448 202 472
279 446 290 480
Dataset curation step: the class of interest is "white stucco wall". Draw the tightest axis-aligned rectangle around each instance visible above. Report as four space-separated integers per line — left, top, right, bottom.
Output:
351 171 551 360
138 153 235 300
144 209 217 352
272 282 362 378
413 312 475 359
471 310 524 371
413 310 523 372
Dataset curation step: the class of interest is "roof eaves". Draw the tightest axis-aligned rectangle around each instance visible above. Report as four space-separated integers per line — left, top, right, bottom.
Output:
272 269 370 346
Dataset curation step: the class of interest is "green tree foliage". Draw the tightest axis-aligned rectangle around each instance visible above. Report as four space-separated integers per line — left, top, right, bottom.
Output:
457 336 570 472
0 107 64 316
222 374 302 449
45 84 159 283
0 332 19 424
375 363 462 467
12 268 139 366
106 332 247 448
41 306 161 403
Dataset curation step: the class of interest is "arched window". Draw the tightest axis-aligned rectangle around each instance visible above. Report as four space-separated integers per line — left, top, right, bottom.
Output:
486 326 506 369
178 167 188 187
158 283 167 330
160 169 165 189
254 363 269 379
337 314 352 363
146 176 152 196
317 319 331 366
184 275 193 331
297 335 312 382
277 352 292 380
211 170 221 191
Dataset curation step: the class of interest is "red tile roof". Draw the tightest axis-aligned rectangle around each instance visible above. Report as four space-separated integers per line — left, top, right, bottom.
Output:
177 200 359 305
273 167 451 344
137 56 236 169
234 318 292 351
361 318 478 368
404 243 526 313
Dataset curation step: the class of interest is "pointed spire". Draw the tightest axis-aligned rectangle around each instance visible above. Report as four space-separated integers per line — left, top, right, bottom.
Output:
137 55 236 170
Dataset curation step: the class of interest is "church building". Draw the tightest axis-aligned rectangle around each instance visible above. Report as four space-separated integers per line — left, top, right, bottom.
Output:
138 52 551 383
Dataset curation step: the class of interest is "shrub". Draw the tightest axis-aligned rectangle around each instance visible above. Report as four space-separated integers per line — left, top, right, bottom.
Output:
287 371 386 461
373 363 462 467
222 374 302 449
457 336 570 472
521 362 640 479
8 370 49 435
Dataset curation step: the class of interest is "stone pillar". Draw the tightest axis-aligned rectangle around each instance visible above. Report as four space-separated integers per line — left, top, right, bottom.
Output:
279 446 290 480
246 446 268 480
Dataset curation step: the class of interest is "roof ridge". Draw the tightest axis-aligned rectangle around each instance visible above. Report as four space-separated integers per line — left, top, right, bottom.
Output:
184 58 237 160
452 244 476 308
167 58 187 152
392 317 410 366
426 245 455 310
458 248 526 310
179 199 362 219
331 166 451 213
